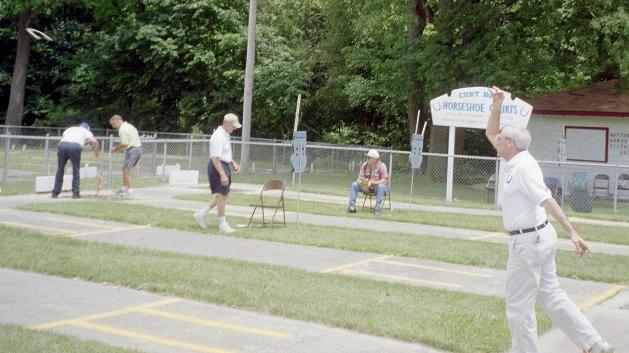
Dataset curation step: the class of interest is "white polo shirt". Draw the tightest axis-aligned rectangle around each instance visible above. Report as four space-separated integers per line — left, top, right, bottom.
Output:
60 126 95 148
497 150 552 231
209 126 232 163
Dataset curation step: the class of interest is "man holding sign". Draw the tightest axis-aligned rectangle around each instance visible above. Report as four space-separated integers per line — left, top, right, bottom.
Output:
485 87 613 353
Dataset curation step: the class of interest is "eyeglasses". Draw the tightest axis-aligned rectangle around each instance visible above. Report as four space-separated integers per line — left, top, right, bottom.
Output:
496 135 512 143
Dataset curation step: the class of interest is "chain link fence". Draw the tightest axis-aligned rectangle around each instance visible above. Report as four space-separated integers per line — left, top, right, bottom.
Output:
1 127 628 215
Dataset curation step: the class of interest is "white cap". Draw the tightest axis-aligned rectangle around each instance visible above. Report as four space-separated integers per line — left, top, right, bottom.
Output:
223 113 242 129
365 149 380 159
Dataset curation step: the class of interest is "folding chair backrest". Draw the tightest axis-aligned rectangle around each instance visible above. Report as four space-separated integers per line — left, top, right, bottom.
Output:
263 179 285 192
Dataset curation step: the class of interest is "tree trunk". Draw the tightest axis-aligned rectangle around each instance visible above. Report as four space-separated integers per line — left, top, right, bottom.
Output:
5 10 33 133
407 0 433 136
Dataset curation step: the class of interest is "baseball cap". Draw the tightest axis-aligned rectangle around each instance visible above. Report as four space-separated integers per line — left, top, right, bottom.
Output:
365 149 380 159
223 113 242 129
80 122 90 130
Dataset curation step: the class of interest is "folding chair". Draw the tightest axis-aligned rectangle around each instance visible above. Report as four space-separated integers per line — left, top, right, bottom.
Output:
361 188 391 211
247 180 287 227
592 174 610 199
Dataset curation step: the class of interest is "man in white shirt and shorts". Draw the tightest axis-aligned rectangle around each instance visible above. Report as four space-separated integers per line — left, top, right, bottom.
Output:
52 123 99 199
486 86 614 353
193 113 241 233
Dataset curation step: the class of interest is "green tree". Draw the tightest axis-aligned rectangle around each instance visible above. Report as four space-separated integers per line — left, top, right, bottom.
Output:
1 0 65 130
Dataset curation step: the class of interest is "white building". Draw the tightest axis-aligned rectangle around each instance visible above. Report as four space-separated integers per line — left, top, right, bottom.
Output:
525 79 629 199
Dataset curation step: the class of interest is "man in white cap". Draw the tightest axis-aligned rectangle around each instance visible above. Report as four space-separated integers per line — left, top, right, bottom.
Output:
347 149 389 216
486 86 614 353
194 113 242 233
52 122 99 199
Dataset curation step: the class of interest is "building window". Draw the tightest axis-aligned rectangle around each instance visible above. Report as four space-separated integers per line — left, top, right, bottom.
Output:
564 126 608 163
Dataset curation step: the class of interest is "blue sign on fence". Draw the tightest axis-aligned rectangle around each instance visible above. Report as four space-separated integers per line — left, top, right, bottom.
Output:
291 130 307 173
409 134 424 169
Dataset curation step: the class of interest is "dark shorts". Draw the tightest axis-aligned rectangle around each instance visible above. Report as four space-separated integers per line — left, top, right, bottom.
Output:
208 160 231 195
124 146 142 168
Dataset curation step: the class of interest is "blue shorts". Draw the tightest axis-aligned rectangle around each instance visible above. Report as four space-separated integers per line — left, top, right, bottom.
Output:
208 160 231 195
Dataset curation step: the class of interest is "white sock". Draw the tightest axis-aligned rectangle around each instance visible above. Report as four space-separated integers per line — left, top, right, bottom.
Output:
198 206 210 217
219 217 227 226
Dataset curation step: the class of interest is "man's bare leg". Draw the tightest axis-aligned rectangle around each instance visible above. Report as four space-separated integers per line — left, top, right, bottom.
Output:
122 166 132 189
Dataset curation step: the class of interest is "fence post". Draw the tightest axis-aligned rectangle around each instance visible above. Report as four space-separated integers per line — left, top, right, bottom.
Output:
108 135 114 187
152 141 157 174
44 133 50 175
162 141 168 181
389 150 393 189
1 133 10 183
272 138 277 175
613 168 619 214
493 158 500 205
188 135 193 170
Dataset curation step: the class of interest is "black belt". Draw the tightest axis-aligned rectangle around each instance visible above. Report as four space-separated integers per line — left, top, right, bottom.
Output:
508 220 548 236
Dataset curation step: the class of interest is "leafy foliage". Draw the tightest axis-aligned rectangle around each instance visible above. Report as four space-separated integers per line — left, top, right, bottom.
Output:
1 0 626 150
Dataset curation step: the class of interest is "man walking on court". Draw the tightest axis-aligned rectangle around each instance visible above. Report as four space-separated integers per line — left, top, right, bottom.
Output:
109 114 142 196
52 122 99 199
193 113 241 233
485 86 614 353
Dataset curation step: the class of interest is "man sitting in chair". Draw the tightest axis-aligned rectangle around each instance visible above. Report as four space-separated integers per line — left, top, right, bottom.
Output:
347 149 389 216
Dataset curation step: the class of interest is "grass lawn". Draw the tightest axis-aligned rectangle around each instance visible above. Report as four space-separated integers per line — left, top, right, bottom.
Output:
0 324 141 353
0 225 548 353
18 201 629 284
178 192 629 247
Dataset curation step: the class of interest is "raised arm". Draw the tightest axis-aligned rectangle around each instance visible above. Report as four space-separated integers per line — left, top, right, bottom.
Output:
485 86 505 149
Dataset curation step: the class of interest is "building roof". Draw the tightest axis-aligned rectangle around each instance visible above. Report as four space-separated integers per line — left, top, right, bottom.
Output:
526 79 629 117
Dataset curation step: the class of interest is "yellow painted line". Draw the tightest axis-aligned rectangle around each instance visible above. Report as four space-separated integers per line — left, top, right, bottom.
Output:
63 224 151 238
344 269 462 288
578 285 624 311
469 232 507 241
30 298 181 330
319 255 393 274
0 220 74 234
44 217 119 229
74 321 236 353
375 259 493 278
134 307 291 339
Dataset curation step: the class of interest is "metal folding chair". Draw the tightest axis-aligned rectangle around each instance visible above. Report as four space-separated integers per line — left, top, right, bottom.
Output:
247 180 287 227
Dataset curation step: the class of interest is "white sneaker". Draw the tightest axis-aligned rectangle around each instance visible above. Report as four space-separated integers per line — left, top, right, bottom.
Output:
193 211 207 229
219 223 235 234
587 341 615 353
598 342 615 353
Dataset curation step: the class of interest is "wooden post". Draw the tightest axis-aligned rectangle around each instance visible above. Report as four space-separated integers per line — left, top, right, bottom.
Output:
293 94 301 132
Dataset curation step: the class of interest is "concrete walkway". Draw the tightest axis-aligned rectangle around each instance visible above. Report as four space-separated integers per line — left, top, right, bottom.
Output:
1 269 444 353
0 208 619 304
